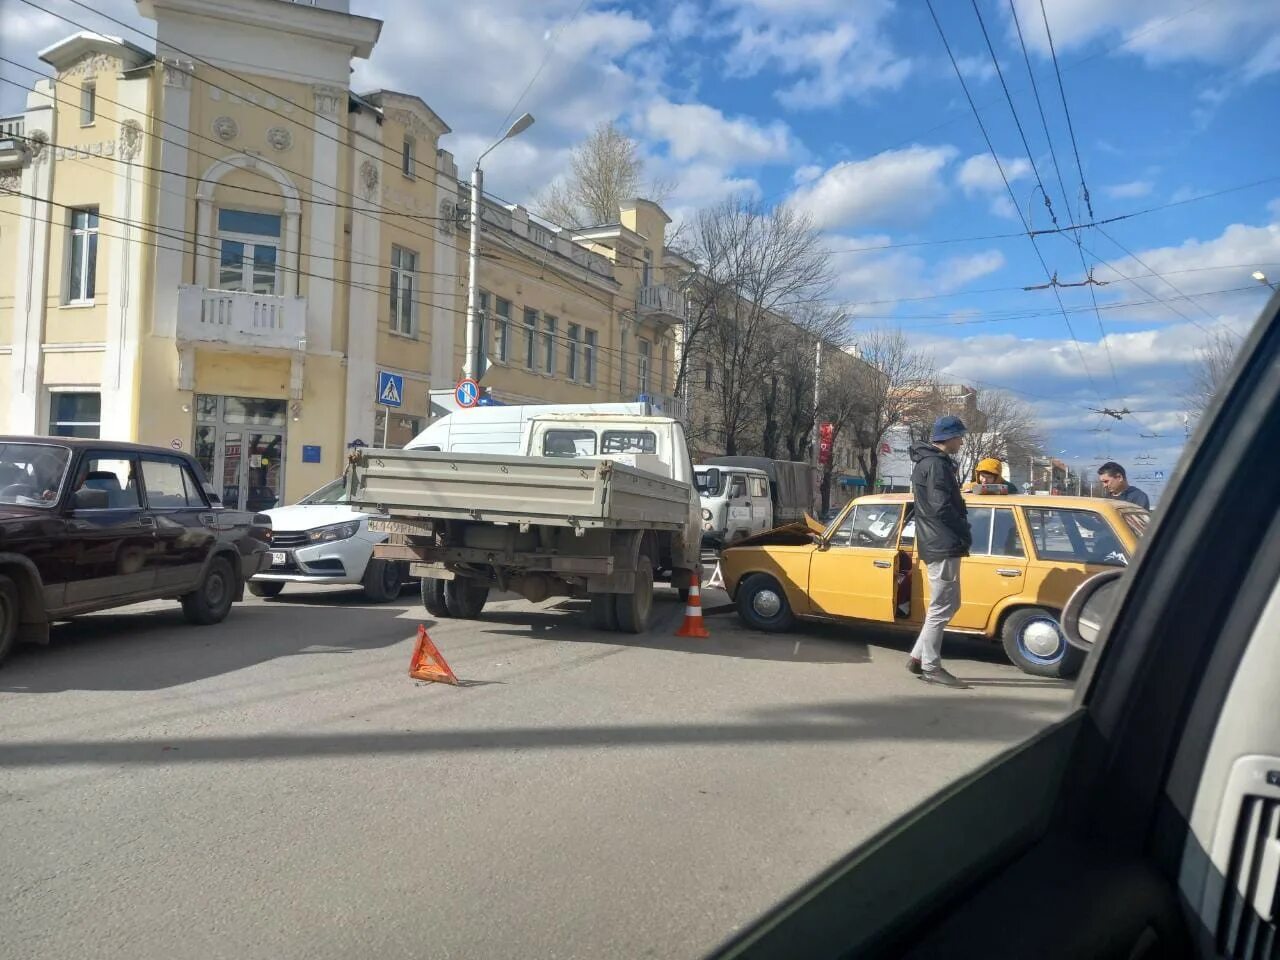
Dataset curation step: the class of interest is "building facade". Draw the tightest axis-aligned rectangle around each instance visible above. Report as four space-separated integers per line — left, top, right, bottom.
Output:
1 0 681 509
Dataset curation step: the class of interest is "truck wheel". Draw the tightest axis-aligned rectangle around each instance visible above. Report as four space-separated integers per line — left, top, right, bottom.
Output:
248 581 285 599
445 579 489 618
421 577 450 617
361 559 404 603
614 555 655 634
589 594 619 631
181 556 236 626
0 575 20 667
1000 607 1085 679
737 573 794 632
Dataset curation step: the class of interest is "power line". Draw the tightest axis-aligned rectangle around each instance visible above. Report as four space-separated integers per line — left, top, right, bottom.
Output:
927 0 1106 405
493 0 588 138
1037 0 1094 220
1076 238 1225 338
970 0 1058 227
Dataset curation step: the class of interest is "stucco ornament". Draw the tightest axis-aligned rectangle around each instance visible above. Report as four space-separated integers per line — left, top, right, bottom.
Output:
118 119 143 160
266 126 292 152
212 116 238 142
360 159 379 199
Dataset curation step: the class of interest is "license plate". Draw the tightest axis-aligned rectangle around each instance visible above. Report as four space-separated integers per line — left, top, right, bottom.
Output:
369 519 434 536
271 551 287 566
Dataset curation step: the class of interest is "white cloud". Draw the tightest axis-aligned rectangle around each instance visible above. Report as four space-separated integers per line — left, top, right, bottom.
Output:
643 98 796 164
825 239 1006 310
789 145 958 231
935 250 1007 289
667 2 700 41
955 54 998 83
793 164 823 184
720 0 912 109
956 153 1033 196
1104 180 1155 200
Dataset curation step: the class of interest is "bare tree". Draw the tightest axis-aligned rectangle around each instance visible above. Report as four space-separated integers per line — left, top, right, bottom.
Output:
685 196 834 455
534 121 671 228
761 305 851 461
1185 329 1238 417
844 329 935 490
815 351 878 512
955 389 1045 480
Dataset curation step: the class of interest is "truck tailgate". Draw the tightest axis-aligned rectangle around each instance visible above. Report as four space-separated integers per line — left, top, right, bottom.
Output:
348 449 689 529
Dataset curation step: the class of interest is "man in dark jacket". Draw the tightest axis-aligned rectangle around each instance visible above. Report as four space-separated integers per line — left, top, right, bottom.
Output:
907 416 973 688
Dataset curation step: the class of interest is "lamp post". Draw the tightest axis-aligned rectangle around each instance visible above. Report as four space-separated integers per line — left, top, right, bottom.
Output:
463 112 535 382
1253 270 1279 292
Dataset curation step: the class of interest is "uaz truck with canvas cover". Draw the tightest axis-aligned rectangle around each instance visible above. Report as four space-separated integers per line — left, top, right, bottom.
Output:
345 414 701 633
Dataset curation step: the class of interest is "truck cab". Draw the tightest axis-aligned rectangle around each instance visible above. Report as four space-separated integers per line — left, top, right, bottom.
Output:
695 465 772 550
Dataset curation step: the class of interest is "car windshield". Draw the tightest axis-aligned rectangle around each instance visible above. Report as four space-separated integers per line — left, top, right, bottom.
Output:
694 468 722 496
299 478 349 505
0 442 71 507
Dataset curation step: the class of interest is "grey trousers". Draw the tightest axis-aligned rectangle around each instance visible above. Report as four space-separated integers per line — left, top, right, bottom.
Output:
911 558 961 670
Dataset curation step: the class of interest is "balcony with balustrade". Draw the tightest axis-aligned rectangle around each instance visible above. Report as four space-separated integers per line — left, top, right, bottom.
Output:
176 285 307 352
0 114 27 172
636 283 685 325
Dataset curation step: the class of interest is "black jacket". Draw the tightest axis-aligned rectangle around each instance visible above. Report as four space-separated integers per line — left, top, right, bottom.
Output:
909 441 972 562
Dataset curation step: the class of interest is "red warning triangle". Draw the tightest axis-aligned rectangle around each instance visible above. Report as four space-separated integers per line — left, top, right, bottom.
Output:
408 625 458 684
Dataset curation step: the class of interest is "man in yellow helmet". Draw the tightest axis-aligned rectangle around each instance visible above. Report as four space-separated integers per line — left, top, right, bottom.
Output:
962 457 1012 494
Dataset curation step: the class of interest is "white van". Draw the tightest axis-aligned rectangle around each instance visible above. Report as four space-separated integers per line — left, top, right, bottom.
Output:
405 401 652 454
695 464 773 550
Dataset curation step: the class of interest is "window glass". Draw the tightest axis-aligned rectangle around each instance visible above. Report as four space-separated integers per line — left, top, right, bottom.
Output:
543 316 557 375
1024 507 1128 566
968 507 993 556
990 508 1026 557
0 443 70 506
48 391 101 438
567 323 580 380
749 476 769 498
601 431 656 454
831 503 904 548
728 475 747 499
524 308 538 369
142 458 207 508
217 210 282 236
543 430 597 457
80 82 96 125
402 137 415 177
68 207 98 302
222 397 286 426
74 457 141 508
1122 510 1150 538
584 330 597 384
390 246 416 335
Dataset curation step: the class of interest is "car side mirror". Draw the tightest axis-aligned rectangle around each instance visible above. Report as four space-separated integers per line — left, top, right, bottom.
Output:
1060 569 1124 650
72 488 110 510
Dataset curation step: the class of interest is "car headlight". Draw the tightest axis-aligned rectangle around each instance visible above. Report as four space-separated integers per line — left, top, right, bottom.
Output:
702 508 712 521
308 520 361 543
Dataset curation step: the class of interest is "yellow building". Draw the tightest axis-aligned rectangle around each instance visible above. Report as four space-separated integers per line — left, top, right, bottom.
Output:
1 0 681 509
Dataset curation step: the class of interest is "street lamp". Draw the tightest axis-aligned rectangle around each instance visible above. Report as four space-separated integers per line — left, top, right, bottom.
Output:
463 112 535 382
1253 270 1279 292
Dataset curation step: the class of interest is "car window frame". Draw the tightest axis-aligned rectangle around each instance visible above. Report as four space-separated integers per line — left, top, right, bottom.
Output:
1022 505 1127 567
71 451 143 511
829 501 905 549
138 455 211 510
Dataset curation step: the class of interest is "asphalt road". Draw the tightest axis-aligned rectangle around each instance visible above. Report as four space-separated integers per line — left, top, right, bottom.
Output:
1 580 1073 960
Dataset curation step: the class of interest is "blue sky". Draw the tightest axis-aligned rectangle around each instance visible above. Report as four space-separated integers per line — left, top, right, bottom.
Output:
5 0 1280 493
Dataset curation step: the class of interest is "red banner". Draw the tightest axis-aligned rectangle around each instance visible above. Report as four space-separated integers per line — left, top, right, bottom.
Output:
818 422 834 465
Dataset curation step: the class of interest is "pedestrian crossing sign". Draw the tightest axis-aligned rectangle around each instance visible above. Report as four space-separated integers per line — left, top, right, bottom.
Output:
377 370 404 407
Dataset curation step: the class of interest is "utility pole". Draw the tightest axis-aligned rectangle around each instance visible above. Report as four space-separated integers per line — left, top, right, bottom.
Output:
463 113 535 382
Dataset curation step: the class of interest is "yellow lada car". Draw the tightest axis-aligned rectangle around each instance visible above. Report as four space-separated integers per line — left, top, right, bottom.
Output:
719 489 1148 678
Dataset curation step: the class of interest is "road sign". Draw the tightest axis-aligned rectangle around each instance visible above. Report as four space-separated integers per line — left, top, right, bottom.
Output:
377 370 404 407
454 378 480 408
1154 470 1165 480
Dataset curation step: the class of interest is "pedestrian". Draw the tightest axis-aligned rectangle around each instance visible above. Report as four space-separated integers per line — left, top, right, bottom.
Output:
907 416 973 688
962 457 1011 494
1097 461 1150 509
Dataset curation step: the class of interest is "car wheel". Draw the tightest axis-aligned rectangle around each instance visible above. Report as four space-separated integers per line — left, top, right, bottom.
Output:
589 593 619 631
0 575 20 667
444 578 488 618
181 556 236 626
361 559 404 603
421 577 450 617
248 581 285 599
614 555 655 634
1000 607 1085 679
737 573 795 632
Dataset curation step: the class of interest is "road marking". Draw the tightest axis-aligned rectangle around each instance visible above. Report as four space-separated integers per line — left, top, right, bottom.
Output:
793 641 801 656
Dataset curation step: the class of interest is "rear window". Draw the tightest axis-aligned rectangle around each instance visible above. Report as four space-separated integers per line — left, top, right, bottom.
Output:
1024 507 1129 566
543 430 597 457
601 431 656 454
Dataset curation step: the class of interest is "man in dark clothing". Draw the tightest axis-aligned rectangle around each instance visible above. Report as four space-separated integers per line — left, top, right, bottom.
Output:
1097 461 1150 509
907 415 973 689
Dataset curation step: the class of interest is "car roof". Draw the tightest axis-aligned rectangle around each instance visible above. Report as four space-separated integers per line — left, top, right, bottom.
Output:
854 491 1141 512
0 436 195 457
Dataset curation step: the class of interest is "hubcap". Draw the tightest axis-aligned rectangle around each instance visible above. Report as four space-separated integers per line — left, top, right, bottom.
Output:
752 588 782 619
1021 618 1063 659
207 572 227 607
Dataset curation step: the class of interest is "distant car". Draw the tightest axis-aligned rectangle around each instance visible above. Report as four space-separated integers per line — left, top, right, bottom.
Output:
719 490 1147 678
0 437 271 665
249 478 408 602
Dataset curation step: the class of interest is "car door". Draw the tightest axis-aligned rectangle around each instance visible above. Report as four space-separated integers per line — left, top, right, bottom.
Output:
61 452 156 605
748 475 771 533
707 292 1280 960
725 473 751 540
806 501 903 622
138 454 218 592
951 504 1028 630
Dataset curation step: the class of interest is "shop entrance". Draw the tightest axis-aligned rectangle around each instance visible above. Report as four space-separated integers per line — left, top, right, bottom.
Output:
192 395 287 512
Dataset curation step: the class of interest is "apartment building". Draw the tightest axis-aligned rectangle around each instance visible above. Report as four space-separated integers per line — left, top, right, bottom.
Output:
1 0 681 509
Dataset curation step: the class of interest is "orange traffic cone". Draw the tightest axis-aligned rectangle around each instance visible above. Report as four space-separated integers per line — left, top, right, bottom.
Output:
675 571 711 639
408 624 459 684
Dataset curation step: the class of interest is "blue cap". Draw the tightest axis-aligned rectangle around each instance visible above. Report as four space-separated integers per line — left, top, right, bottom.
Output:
931 415 967 442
